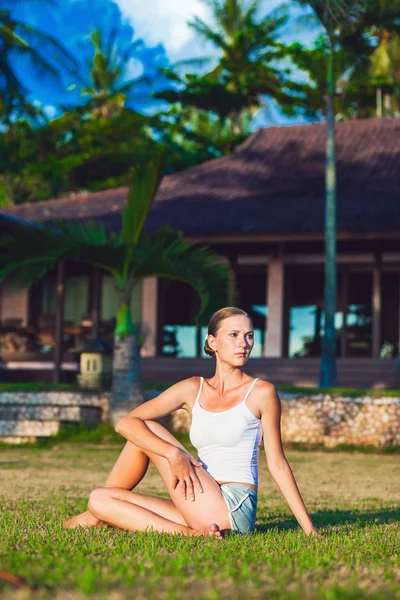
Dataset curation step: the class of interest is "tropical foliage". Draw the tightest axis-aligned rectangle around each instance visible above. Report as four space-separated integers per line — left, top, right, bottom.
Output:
66 27 151 118
287 0 400 119
0 0 76 126
152 0 307 164
0 108 153 205
2 0 399 202
0 148 229 407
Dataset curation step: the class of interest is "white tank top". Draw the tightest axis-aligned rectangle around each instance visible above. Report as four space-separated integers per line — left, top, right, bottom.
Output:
189 377 263 485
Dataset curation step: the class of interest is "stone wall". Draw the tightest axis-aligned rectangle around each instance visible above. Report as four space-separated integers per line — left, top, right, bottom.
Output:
0 391 110 443
1 390 399 447
171 393 400 448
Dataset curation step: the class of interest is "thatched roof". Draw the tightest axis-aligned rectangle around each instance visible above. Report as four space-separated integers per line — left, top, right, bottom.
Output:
3 118 400 238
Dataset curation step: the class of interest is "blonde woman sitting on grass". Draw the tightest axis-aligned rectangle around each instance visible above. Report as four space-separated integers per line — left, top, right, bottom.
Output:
65 307 322 539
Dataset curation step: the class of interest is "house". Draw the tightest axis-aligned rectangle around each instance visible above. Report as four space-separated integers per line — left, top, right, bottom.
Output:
1 117 400 387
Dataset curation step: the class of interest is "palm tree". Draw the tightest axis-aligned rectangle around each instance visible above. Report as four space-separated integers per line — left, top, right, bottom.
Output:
0 0 76 125
67 28 151 118
0 147 229 417
156 0 301 136
333 0 400 116
293 1 366 387
357 1 400 115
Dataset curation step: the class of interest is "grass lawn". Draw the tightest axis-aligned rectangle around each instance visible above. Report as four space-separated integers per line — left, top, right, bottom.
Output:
0 433 399 600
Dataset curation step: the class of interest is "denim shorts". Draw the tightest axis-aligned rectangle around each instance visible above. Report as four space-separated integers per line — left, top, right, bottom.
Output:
220 483 258 535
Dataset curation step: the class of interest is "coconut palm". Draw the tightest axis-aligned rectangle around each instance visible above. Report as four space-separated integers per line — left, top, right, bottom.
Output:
157 0 301 135
67 28 151 118
0 0 76 125
292 0 366 387
0 147 229 416
348 0 400 115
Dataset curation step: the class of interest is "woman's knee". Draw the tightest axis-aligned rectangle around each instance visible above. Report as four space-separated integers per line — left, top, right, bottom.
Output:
88 488 109 518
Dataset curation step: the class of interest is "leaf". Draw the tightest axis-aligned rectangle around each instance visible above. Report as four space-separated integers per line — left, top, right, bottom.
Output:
130 227 229 324
121 145 166 247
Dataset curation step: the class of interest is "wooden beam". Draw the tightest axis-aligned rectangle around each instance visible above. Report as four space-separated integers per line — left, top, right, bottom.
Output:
238 253 377 266
52 261 65 384
372 257 382 359
185 231 400 244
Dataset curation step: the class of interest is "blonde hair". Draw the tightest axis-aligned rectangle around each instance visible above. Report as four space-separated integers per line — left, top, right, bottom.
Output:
204 307 251 358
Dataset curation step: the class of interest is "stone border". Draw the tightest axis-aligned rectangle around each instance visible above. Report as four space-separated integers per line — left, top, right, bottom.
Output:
1 390 399 447
171 393 400 448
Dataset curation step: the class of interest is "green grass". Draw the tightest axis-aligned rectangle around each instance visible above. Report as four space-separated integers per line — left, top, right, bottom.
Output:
0 440 399 599
1 381 400 397
0 422 398 455
0 381 162 392
0 382 80 392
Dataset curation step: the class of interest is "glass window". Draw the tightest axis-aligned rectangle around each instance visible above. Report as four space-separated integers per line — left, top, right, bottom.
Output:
101 275 141 325
235 269 267 358
345 272 372 357
287 269 344 357
159 269 267 358
41 274 89 325
381 273 399 357
159 280 200 358
64 276 89 325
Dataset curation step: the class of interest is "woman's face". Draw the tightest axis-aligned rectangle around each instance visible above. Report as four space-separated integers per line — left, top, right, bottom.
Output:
208 315 254 364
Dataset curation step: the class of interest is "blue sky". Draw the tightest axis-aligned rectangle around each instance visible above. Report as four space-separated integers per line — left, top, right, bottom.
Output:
11 0 321 126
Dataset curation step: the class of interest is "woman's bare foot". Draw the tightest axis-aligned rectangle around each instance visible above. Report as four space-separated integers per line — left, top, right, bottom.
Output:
63 510 108 529
205 523 223 540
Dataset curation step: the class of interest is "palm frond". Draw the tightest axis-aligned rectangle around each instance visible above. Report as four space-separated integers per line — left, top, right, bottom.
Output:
294 0 365 32
130 228 229 324
121 145 166 248
188 16 229 53
0 218 112 286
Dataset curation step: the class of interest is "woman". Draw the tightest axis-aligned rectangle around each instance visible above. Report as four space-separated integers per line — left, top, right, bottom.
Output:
65 307 322 538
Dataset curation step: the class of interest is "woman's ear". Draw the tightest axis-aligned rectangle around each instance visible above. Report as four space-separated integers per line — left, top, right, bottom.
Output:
208 335 217 353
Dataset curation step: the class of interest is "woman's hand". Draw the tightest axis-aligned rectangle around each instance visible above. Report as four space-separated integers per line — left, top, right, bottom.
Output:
167 447 204 501
305 526 324 538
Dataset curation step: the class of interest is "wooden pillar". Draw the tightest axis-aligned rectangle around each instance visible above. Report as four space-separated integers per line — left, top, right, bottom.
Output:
0 281 29 325
372 257 382 359
52 261 65 383
264 256 284 358
227 256 237 307
340 270 348 358
141 277 158 357
398 274 400 356
90 267 101 339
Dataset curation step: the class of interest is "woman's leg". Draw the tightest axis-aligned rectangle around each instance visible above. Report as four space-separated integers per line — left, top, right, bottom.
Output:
75 420 232 535
64 440 151 528
88 488 222 536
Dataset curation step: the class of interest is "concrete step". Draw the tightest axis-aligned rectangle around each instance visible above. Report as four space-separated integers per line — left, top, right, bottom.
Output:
142 357 400 388
0 419 60 437
0 405 101 422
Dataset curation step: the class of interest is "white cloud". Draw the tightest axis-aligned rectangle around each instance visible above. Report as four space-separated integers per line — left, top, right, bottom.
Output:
114 0 315 64
114 0 212 59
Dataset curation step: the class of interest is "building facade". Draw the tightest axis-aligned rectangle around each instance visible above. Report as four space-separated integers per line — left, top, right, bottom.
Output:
1 118 400 385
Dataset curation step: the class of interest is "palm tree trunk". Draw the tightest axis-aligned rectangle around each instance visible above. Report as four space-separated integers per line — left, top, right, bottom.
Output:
319 35 338 388
376 87 382 117
52 260 65 384
110 295 146 422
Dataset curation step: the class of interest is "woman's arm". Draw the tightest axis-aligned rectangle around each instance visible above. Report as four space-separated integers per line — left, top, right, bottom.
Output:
115 376 196 446
258 382 322 537
114 377 204 499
